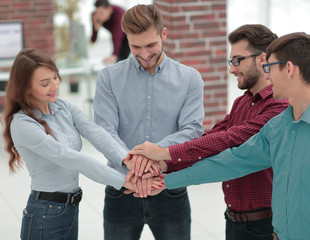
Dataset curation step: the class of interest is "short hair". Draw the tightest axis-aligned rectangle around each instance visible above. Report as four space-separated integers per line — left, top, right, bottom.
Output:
121 4 164 36
228 24 278 53
266 32 310 84
94 0 109 8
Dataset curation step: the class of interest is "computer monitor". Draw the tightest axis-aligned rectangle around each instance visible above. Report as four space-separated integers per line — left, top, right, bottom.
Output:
0 21 24 59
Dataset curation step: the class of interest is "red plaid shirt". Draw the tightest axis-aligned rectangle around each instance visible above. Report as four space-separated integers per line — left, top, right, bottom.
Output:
167 85 289 211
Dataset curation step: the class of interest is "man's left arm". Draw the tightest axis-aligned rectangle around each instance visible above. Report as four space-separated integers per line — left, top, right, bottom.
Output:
156 70 205 147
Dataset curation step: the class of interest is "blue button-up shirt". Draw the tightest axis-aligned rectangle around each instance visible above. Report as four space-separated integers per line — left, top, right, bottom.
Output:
10 98 128 192
165 105 310 239
94 54 204 174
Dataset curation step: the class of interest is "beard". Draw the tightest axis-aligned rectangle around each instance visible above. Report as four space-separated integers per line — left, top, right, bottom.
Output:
239 64 261 90
137 47 163 72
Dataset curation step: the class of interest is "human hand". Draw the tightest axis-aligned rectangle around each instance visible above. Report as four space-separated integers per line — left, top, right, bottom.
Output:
132 175 166 198
103 55 117 65
92 12 102 31
124 175 166 198
124 155 161 183
129 141 171 161
123 154 157 181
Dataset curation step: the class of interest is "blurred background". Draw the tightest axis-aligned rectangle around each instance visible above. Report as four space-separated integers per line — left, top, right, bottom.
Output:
1 0 310 239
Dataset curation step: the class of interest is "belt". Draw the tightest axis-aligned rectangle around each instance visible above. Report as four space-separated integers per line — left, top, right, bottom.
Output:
31 188 83 206
226 207 272 222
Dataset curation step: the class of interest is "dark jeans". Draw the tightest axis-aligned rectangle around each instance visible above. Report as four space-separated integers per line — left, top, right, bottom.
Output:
117 37 130 62
225 212 273 240
104 186 191 240
20 194 79 240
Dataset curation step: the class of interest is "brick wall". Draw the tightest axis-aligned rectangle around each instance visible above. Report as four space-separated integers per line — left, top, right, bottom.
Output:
154 0 227 130
0 0 55 57
0 0 55 108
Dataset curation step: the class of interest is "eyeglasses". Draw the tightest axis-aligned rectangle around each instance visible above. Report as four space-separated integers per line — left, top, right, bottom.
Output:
227 53 261 67
262 61 298 73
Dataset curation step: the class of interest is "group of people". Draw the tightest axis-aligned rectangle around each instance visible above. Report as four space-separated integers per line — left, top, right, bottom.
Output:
3 2 310 240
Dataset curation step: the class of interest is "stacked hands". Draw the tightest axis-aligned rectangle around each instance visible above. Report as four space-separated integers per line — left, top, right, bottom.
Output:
122 142 170 198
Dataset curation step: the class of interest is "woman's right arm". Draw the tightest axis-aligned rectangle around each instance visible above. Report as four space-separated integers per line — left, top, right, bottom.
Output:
10 114 126 190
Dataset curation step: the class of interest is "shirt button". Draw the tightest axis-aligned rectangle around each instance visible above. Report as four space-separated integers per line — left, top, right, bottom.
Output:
147 96 151 99
147 116 150 119
198 156 202 160
251 102 254 106
228 204 231 208
178 158 181 162
226 184 229 188
292 130 295 134
146 136 149 139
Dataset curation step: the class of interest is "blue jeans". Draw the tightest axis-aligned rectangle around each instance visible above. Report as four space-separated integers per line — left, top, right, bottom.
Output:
225 212 273 240
20 193 79 240
104 186 191 240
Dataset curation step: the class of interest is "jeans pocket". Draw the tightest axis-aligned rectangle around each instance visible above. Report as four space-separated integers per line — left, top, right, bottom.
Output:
46 203 66 217
20 208 34 240
243 218 273 239
105 186 123 199
165 187 187 198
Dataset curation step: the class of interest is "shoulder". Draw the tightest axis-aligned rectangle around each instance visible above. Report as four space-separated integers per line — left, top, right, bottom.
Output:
165 56 200 74
10 111 42 140
98 58 134 80
163 57 203 86
265 108 287 127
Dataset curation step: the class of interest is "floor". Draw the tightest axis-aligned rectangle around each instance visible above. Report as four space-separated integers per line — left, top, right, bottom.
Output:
0 71 227 239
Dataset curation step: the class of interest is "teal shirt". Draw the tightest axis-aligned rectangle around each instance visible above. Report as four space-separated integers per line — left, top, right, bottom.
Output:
165 105 310 240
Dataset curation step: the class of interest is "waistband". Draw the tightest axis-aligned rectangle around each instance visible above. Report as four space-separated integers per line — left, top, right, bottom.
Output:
226 207 272 222
30 188 83 206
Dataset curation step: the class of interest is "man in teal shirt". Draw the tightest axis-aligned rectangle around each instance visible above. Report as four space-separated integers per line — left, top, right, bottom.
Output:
163 32 310 240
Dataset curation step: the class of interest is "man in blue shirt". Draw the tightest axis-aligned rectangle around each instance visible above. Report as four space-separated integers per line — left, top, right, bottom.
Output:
93 4 204 240
163 32 310 240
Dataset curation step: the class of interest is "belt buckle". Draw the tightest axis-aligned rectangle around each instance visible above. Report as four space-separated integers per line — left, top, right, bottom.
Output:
70 188 83 206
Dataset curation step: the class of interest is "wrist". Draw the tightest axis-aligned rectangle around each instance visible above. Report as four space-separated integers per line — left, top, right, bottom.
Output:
164 147 172 160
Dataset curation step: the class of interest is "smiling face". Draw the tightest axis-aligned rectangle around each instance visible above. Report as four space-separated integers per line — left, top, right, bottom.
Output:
229 39 262 91
28 66 60 113
127 27 167 74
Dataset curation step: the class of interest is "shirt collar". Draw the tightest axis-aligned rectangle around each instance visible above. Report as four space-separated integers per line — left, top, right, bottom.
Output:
283 105 310 124
245 85 273 102
132 52 167 74
33 100 61 118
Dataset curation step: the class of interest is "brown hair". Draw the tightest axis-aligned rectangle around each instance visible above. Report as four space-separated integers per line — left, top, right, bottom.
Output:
94 0 109 8
121 4 164 36
228 24 278 53
266 32 310 84
2 48 59 173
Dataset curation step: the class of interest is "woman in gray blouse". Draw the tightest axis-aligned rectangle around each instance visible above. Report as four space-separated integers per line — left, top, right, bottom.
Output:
2 48 156 240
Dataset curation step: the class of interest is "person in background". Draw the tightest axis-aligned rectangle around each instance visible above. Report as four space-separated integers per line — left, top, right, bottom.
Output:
93 4 204 240
129 24 289 240
2 48 157 240
161 31 310 240
91 0 130 64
